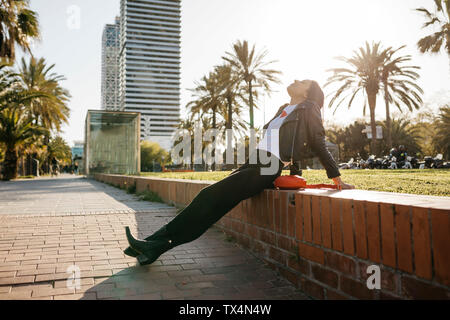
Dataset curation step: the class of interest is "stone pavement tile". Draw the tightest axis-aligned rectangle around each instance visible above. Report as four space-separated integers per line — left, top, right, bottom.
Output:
120 292 161 300
0 271 16 278
0 286 11 293
176 281 215 290
32 287 76 298
55 293 97 300
0 290 32 300
161 289 203 300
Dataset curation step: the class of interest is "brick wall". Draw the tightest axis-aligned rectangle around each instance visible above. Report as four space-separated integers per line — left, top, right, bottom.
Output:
94 173 450 300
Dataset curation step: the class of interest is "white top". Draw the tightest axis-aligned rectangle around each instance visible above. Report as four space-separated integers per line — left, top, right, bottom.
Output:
257 104 297 166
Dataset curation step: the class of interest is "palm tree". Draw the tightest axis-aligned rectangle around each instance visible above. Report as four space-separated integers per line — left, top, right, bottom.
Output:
0 62 48 112
325 42 396 154
0 0 40 64
433 105 450 158
187 71 223 130
379 117 422 156
381 46 423 149
415 0 450 60
324 42 422 154
223 40 282 129
17 57 70 131
214 63 248 139
16 57 70 173
0 107 45 180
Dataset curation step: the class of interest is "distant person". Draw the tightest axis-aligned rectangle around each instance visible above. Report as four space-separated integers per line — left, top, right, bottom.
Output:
124 79 355 266
51 157 59 176
74 162 79 175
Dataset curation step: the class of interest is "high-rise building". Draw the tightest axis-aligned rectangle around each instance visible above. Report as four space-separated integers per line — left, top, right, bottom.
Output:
119 0 181 151
101 16 121 111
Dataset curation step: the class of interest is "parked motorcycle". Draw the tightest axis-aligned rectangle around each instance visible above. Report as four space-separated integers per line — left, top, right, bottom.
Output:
339 158 358 170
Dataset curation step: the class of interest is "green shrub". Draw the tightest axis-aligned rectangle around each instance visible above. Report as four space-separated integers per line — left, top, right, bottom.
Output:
126 184 136 194
136 190 164 203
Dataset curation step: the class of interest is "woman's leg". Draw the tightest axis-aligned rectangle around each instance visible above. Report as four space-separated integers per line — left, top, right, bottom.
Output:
164 161 282 246
125 151 283 264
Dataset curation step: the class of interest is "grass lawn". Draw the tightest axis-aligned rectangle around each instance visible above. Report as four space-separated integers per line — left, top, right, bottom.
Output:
140 169 450 197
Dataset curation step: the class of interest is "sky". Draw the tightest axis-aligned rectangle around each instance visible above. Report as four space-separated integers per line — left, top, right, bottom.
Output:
17 0 450 146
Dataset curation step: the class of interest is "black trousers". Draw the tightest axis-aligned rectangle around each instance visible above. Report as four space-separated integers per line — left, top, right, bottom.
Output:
161 150 284 247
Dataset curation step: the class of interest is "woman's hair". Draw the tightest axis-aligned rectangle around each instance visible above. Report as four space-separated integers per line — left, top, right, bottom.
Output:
306 80 324 108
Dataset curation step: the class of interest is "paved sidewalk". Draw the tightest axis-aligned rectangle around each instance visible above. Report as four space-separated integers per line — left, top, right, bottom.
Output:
0 176 308 300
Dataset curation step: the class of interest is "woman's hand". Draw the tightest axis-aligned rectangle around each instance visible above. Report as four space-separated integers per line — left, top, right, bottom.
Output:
332 176 355 190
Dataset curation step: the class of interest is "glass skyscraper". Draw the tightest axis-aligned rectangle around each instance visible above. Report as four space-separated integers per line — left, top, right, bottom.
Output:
101 16 121 111
119 0 181 151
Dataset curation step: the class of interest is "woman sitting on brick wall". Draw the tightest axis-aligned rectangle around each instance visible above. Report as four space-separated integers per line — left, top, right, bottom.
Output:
124 80 355 266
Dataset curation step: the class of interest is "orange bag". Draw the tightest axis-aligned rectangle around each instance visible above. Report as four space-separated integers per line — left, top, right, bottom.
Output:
274 175 338 190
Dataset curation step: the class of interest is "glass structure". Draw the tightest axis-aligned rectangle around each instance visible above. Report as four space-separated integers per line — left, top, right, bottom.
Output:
84 110 140 175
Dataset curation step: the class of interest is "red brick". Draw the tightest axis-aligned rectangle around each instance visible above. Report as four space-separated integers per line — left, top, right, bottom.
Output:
298 243 324 264
303 195 312 242
325 251 356 277
260 191 271 229
340 275 376 300
342 199 355 255
311 196 322 244
401 275 450 300
394 205 413 273
279 192 288 235
330 198 343 251
268 246 286 265
231 220 245 234
379 291 402 300
326 289 349 300
259 229 276 246
366 202 381 263
430 209 450 287
236 233 250 249
287 256 310 276
251 240 267 256
354 200 368 259
279 267 299 287
268 190 275 230
412 207 432 280
380 203 396 268
251 192 262 227
311 264 338 288
246 224 258 239
295 193 303 241
248 197 256 225
274 192 281 233
277 235 296 253
320 197 332 249
287 204 296 238
299 277 325 299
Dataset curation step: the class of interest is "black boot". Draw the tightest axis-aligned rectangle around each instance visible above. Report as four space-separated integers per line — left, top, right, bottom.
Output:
123 225 170 258
125 226 174 266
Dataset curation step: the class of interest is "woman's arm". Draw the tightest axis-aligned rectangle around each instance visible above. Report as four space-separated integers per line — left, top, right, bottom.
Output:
306 106 355 189
332 176 355 190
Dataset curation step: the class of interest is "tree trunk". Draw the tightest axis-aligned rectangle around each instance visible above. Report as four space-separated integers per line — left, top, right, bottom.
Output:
384 84 392 150
368 93 378 155
227 95 233 130
212 106 216 171
248 81 254 129
2 147 18 181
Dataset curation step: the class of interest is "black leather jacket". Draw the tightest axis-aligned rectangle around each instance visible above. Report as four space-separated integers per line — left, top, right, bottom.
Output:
263 100 341 179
